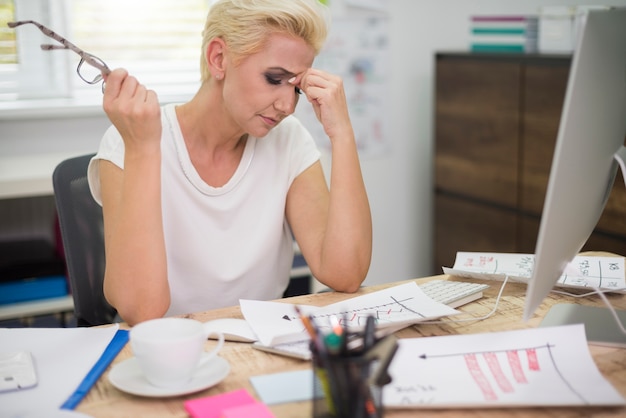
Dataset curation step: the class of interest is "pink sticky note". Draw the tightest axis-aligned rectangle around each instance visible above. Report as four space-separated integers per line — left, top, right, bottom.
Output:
221 402 275 418
184 389 257 418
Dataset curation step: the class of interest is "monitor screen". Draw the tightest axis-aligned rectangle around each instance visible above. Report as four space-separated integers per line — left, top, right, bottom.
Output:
523 8 626 322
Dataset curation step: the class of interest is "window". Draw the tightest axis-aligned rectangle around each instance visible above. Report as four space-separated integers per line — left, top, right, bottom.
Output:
0 0 15 63
0 0 17 99
0 0 210 102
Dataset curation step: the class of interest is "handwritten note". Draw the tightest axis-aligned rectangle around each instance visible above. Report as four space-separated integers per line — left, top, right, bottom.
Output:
384 324 625 408
240 282 459 346
443 252 626 291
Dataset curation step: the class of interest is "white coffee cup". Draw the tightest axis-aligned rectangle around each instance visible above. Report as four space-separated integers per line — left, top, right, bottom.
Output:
130 317 225 388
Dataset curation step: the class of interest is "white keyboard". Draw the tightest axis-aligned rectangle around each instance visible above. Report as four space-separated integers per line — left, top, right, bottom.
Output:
420 280 490 308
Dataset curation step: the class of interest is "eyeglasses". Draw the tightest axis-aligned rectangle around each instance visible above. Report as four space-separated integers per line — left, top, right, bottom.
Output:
7 20 110 88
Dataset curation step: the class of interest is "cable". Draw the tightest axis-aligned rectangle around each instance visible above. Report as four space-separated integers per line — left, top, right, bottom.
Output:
415 275 510 326
596 288 626 335
414 278 626 334
549 286 626 298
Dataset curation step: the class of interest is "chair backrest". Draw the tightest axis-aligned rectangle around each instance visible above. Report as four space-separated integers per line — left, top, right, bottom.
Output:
53 153 117 326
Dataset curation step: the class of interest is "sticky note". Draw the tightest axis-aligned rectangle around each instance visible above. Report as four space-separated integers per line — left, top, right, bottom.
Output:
221 402 275 418
250 369 317 405
184 388 257 418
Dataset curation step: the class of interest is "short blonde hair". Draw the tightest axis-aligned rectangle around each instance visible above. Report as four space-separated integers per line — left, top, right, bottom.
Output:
200 0 329 82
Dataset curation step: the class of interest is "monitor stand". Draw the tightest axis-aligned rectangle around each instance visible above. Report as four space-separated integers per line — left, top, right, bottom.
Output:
540 303 626 348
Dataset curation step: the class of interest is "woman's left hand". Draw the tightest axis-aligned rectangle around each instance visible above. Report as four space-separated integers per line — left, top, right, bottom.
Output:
293 69 353 140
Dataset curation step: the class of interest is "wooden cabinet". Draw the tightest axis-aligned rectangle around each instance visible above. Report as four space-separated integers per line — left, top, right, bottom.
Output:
434 52 626 272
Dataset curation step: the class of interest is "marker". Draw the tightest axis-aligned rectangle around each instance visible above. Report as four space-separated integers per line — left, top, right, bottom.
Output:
325 315 344 355
324 332 343 355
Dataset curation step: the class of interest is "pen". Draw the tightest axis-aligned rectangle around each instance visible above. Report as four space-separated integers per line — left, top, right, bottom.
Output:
294 305 317 341
358 315 378 418
364 334 399 387
363 315 376 353
293 306 338 413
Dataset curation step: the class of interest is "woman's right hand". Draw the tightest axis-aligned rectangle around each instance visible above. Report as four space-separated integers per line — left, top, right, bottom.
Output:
102 69 162 153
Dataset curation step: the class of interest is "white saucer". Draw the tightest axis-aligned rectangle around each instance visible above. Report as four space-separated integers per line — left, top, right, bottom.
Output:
108 355 230 397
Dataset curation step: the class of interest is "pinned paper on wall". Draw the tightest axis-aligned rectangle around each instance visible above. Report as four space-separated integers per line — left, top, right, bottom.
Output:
294 15 390 157
345 0 387 12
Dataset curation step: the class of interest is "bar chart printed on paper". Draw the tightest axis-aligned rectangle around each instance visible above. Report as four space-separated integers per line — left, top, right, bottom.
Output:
384 324 626 408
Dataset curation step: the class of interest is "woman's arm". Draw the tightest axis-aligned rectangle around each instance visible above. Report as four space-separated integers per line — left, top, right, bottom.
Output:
100 69 169 325
286 69 372 292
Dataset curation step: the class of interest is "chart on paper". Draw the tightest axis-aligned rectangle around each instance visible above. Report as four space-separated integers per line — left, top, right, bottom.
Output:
240 282 460 346
384 324 626 408
286 295 431 328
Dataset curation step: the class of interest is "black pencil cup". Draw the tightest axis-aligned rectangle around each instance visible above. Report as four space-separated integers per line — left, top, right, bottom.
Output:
312 352 385 418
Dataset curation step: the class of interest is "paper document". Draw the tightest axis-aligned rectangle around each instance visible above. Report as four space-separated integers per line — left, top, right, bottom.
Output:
0 325 120 416
241 282 459 346
444 252 626 291
249 369 315 405
384 324 625 408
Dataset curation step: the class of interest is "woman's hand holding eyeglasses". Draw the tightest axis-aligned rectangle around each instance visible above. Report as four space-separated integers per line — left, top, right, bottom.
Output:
103 69 162 155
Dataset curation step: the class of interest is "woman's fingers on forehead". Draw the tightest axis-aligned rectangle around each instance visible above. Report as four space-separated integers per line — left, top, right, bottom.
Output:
295 70 315 88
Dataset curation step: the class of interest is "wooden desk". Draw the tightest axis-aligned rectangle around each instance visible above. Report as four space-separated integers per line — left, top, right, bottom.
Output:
76 275 626 418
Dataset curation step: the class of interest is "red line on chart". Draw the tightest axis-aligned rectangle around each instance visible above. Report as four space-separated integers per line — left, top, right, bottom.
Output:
507 350 527 384
465 354 497 401
413 342 587 403
484 352 513 393
526 348 539 371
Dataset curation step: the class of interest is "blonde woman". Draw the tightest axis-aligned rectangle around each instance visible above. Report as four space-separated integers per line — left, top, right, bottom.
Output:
88 0 372 325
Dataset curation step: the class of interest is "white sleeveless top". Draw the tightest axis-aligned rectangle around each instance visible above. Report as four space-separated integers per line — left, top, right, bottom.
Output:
88 104 320 316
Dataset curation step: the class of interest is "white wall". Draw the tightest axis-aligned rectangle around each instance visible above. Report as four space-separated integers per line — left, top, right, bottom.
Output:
357 0 626 287
2 0 625 286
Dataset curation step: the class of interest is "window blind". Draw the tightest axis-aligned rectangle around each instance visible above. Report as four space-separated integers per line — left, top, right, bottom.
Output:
69 0 209 94
0 0 210 101
0 0 17 99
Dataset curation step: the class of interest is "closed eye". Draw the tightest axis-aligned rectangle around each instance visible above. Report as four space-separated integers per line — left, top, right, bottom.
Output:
265 73 302 95
264 74 282 86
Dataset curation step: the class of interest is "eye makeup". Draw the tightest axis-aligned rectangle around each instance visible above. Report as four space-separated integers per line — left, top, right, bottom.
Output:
263 67 301 94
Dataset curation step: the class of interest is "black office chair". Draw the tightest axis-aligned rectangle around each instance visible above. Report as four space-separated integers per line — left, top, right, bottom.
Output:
53 153 117 326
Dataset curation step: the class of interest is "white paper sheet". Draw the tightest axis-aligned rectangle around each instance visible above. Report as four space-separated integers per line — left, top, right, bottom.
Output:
241 282 459 346
443 252 626 291
0 325 119 417
384 324 625 408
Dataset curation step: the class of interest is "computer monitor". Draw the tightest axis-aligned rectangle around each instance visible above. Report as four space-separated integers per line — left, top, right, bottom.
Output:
523 8 626 325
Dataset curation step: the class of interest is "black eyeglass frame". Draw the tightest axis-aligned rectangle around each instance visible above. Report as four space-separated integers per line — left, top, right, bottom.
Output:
7 19 111 86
